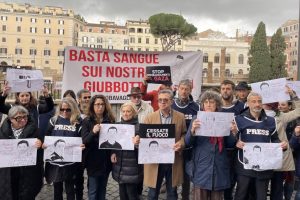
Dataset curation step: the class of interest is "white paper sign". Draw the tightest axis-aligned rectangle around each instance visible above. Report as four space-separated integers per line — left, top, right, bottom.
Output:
250 78 290 104
195 111 234 137
44 136 82 163
6 68 44 92
287 81 300 97
0 138 37 168
138 138 175 164
99 124 135 150
243 143 282 170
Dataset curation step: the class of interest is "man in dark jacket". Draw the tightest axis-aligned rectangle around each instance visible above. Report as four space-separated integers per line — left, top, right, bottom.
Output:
234 92 287 200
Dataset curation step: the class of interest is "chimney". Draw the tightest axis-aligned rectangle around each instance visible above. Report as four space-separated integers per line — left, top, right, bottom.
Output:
220 48 226 83
207 62 213 83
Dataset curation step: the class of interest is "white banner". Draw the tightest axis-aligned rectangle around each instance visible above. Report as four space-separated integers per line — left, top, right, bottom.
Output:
99 124 135 150
44 136 82 163
63 46 203 103
0 138 37 168
6 68 44 93
195 111 234 137
243 143 282 170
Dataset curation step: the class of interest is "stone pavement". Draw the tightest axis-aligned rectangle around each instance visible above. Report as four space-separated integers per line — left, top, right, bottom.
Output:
36 173 189 200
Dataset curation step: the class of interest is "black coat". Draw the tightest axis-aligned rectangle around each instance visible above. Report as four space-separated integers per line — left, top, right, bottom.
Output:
81 115 112 176
0 116 43 200
112 117 143 184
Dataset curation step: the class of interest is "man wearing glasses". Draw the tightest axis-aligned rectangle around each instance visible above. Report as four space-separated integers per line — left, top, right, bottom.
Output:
143 89 186 200
76 89 91 119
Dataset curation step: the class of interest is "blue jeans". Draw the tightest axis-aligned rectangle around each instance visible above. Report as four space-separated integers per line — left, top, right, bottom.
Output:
88 175 109 200
148 164 178 200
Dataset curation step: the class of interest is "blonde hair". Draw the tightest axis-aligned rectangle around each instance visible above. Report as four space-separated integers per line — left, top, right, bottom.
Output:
120 102 137 117
55 97 81 125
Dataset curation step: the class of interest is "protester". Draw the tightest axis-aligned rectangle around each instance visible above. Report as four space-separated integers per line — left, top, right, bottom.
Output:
63 90 77 100
234 92 287 200
220 80 245 200
111 102 142 200
143 89 186 199
185 90 237 200
76 89 91 119
81 94 115 200
44 97 84 200
0 82 54 125
172 79 199 200
140 75 173 111
235 81 251 103
0 105 43 200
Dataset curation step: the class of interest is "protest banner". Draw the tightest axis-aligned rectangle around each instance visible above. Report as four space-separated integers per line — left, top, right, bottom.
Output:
0 138 37 168
99 124 135 150
63 46 202 103
138 124 175 164
145 66 172 84
6 68 44 93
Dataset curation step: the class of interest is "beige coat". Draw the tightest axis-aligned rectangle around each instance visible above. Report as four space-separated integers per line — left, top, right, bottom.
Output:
275 100 300 171
143 109 186 188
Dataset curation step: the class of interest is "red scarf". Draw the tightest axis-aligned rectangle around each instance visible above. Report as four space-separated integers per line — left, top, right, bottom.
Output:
209 137 224 153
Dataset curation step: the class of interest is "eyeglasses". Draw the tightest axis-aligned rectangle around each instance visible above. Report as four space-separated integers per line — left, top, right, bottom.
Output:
131 95 142 99
14 115 28 122
94 103 105 107
158 98 171 103
60 108 71 112
83 96 91 100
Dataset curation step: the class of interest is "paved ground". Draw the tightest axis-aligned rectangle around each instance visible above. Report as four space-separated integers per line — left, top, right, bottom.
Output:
36 173 189 200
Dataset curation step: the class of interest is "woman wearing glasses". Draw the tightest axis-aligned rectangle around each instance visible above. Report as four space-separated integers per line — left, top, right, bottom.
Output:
0 105 43 200
81 94 116 200
44 97 84 200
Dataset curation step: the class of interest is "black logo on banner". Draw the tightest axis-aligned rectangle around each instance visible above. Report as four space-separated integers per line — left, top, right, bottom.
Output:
146 66 172 84
139 124 175 138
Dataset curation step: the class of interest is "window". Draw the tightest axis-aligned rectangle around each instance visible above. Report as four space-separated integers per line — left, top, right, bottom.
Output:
16 16 22 22
146 38 149 44
30 18 37 23
89 28 92 32
1 16 7 21
82 44 88 47
30 27 37 33
124 47 129 50
225 54 231 64
203 53 208 63
108 45 113 49
45 60 49 64
2 25 6 31
59 41 63 45
137 28 143 33
17 26 21 32
29 49 37 55
82 36 88 43
58 20 64 25
17 38 21 43
97 45 102 48
130 37 135 43
124 39 129 45
145 48 149 51
31 60 35 64
238 69 243 75
44 50 51 56
0 48 7 54
58 50 64 56
97 37 102 43
138 38 142 43
154 38 158 44
238 54 244 64
178 40 181 45
46 40 49 44
225 69 231 77
2 37 6 42
58 29 64 35
44 19 51 24
90 44 95 48
32 39 35 44
90 37 95 43
15 48 22 55
59 61 63 64
214 68 219 77
202 68 208 77
17 60 20 63
292 60 297 66
44 28 51 34
138 48 141 51
100 29 104 33
214 53 220 63
129 28 135 33
122 30 126 35
111 30 115 34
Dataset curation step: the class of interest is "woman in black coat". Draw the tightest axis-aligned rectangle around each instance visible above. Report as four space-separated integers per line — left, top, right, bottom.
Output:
0 105 43 200
111 102 143 200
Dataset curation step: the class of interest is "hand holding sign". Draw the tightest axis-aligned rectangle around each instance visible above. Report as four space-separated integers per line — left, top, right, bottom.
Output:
146 66 172 84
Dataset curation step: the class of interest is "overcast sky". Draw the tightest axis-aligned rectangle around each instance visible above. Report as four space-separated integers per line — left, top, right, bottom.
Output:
9 0 299 37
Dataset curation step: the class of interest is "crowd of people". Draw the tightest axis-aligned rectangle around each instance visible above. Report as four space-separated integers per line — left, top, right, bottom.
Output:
0 77 300 200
